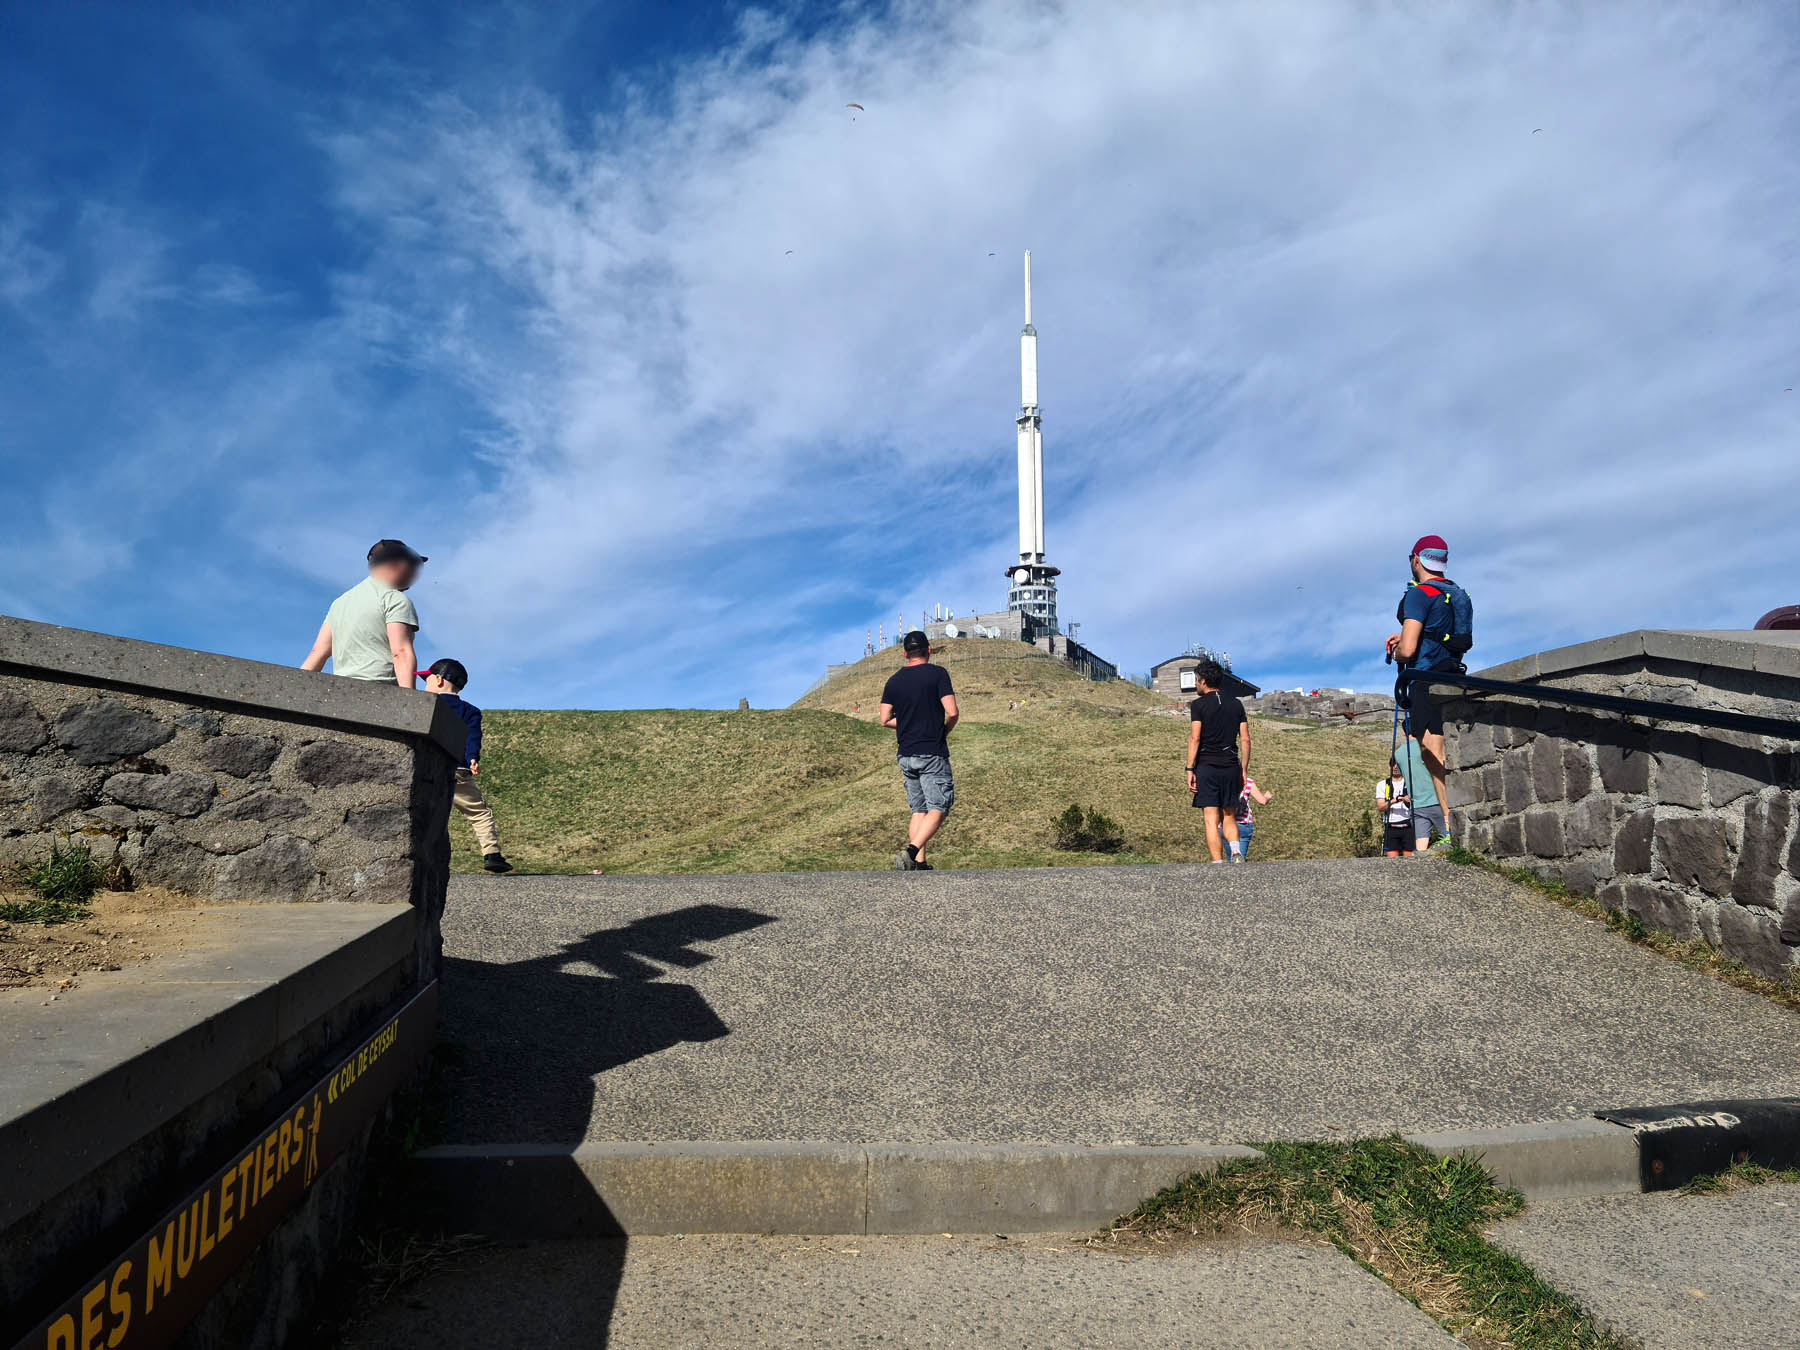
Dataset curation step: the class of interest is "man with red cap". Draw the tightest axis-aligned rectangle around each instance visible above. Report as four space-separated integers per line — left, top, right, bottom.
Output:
1384 534 1469 838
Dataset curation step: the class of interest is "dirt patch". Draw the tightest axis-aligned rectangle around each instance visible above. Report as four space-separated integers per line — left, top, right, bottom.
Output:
0 887 212 994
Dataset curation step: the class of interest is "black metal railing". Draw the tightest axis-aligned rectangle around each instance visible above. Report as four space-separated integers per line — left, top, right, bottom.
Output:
1399 667 1800 741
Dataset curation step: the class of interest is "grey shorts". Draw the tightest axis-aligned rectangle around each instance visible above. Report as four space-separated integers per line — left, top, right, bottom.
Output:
1413 803 1446 841
898 754 954 814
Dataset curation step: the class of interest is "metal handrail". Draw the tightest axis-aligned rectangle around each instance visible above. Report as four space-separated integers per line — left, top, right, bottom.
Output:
1398 667 1800 742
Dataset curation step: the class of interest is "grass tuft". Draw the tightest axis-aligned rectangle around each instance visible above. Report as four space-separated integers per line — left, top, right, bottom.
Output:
1680 1161 1800 1196
1113 1138 1624 1349
1 840 121 922
1445 846 1800 1014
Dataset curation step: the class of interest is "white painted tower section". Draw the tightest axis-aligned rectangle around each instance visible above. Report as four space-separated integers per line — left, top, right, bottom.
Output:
1016 250 1044 563
1005 250 1058 634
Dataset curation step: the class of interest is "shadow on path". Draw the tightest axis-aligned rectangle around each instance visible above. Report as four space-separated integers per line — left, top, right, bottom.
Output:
417 904 778 1344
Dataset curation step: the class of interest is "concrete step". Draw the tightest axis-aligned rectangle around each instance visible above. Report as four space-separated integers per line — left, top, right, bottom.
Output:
411 1141 1260 1237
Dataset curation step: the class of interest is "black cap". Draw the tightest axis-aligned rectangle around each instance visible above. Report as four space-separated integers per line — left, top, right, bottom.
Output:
903 630 930 654
368 539 427 565
425 657 468 689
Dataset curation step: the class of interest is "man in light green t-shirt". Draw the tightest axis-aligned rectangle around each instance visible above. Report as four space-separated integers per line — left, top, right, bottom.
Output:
300 539 426 687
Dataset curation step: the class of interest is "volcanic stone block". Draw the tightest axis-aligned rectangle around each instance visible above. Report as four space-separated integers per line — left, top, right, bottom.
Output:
1656 815 1732 898
104 770 218 817
1563 744 1594 802
1715 902 1794 980
202 733 281 779
1620 881 1702 940
51 697 173 765
1524 809 1567 858
1531 736 1565 804
295 739 407 789
1652 740 1704 809
1731 794 1793 908
135 829 216 893
215 834 318 902
1491 815 1525 856
1454 722 1497 770
0 689 48 752
1446 773 1484 809
1481 766 1503 801
1613 809 1654 874
1502 751 1534 813
1596 742 1650 795
1704 739 1768 808
1464 821 1492 853
1564 796 1614 852
216 789 309 822
344 802 411 842
1559 855 1611 896
21 776 93 822
328 856 415 903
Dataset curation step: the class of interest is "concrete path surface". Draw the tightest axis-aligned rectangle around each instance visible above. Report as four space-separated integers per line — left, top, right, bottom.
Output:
439 860 1798 1147
331 1233 1455 1349
1491 1183 1800 1349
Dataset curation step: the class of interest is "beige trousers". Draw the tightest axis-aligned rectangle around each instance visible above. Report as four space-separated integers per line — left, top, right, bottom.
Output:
453 768 501 855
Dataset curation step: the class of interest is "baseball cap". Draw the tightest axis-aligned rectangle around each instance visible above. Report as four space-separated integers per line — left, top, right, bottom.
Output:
420 658 468 688
1410 535 1448 573
902 629 931 654
368 539 428 565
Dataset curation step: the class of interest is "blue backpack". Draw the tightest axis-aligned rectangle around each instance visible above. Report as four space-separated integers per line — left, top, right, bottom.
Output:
1400 578 1474 665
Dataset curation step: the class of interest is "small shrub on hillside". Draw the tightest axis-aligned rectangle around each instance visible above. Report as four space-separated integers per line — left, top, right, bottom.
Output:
1338 808 1382 859
1051 803 1125 853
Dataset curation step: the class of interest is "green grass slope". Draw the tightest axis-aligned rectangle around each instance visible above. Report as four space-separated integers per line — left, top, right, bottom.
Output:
453 639 1392 874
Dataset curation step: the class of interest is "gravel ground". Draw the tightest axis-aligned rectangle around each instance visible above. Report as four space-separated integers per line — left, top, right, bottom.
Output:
1491 1183 1800 1349
330 1232 1456 1350
436 858 1799 1146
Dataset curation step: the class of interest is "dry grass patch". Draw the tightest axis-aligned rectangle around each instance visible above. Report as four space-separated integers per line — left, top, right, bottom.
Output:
454 641 1392 874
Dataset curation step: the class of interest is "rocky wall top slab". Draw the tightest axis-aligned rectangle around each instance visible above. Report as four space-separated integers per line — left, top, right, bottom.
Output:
0 615 466 760
1471 629 1800 686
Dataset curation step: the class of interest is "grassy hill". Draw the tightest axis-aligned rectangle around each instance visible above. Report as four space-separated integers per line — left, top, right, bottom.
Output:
452 639 1393 874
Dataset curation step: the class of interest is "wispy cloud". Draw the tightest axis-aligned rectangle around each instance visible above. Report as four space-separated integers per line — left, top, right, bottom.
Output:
6 1 1798 705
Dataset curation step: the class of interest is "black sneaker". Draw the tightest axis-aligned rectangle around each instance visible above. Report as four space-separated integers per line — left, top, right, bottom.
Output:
893 848 917 871
482 853 515 874
913 861 934 871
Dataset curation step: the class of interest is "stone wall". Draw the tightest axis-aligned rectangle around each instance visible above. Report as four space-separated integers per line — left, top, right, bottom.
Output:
0 616 462 978
1439 629 1800 979
0 616 459 1347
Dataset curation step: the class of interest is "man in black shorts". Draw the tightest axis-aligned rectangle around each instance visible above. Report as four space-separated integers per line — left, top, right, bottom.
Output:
1185 660 1251 864
879 631 959 871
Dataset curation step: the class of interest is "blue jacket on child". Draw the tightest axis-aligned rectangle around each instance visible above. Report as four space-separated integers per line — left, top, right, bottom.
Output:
436 693 482 769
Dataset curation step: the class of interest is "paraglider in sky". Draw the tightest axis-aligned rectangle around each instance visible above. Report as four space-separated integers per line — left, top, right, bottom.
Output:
846 103 864 110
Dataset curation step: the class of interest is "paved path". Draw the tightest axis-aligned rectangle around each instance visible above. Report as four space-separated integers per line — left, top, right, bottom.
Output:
1491 1183 1800 1348
439 860 1799 1147
333 1233 1455 1349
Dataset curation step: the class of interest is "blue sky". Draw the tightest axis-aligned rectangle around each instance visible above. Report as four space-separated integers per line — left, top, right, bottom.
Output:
4 2 1797 709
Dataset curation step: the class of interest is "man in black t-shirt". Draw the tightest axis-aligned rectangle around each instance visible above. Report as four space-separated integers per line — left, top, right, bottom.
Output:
1184 660 1251 864
879 631 959 871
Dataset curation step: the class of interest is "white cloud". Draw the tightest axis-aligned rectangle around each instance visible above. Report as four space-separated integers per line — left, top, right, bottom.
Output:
9 1 1797 707
293 0 1799 704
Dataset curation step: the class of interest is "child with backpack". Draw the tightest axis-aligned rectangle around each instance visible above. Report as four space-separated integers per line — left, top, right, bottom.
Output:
1383 534 1473 827
1376 759 1415 856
